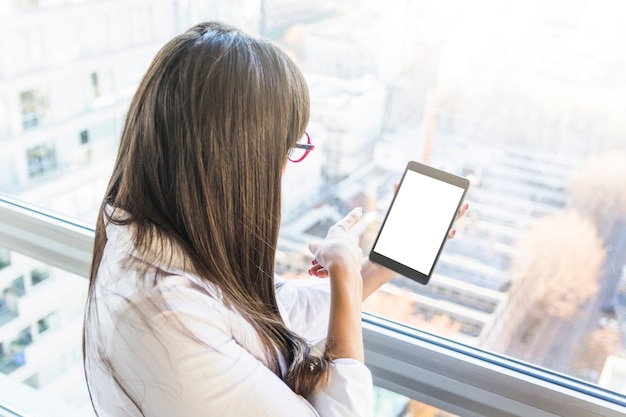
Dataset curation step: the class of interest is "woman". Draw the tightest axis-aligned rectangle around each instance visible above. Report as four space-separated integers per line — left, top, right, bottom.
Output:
83 21 463 417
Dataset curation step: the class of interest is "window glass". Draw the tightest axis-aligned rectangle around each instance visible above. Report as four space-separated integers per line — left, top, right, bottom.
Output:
26 142 57 178
19 89 49 130
0 0 625 405
276 0 626 397
0 248 10 269
87 69 114 107
0 246 90 414
31 266 50 286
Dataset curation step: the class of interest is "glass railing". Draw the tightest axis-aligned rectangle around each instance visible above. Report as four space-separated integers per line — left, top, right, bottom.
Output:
1 196 625 417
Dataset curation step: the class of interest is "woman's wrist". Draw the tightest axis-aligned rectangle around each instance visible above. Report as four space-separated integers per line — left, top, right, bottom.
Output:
325 263 364 362
361 258 396 300
328 262 361 283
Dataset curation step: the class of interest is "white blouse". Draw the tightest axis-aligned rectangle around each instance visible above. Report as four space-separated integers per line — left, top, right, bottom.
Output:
84 215 374 417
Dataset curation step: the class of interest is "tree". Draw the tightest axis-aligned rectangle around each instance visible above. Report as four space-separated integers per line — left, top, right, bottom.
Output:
568 151 626 241
511 210 605 318
571 326 620 382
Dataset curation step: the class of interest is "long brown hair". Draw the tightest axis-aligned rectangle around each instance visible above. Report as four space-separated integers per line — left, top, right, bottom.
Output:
84 21 328 403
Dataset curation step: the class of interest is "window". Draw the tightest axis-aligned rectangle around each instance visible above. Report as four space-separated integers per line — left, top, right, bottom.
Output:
79 129 89 145
10 327 34 365
87 69 114 105
0 287 17 326
0 248 10 269
1 1 626 416
0 326 33 374
0 342 11 374
19 89 49 130
26 143 57 178
9 276 25 297
2 288 18 317
89 72 100 99
30 266 49 285
36 312 57 334
275 0 626 401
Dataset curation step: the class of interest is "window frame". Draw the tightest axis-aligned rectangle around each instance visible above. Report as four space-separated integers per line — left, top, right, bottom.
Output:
364 313 626 417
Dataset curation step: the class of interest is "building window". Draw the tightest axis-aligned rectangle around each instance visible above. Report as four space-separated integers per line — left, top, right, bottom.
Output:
87 69 114 105
15 326 33 347
26 143 57 178
9 276 25 297
90 72 100 98
20 89 49 129
2 289 18 317
3 327 34 372
0 342 8 373
37 312 57 334
0 284 18 326
31 266 50 285
80 129 89 145
0 248 10 269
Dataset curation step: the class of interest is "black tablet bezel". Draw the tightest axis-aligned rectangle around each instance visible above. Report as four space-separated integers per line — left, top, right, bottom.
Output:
369 160 470 285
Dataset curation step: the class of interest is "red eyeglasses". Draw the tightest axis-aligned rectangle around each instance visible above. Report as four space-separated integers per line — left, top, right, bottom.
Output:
288 132 314 163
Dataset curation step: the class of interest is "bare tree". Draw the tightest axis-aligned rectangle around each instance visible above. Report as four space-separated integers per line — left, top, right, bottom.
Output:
568 151 626 241
512 210 605 318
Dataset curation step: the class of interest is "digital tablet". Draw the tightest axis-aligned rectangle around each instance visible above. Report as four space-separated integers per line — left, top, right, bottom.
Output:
369 161 470 285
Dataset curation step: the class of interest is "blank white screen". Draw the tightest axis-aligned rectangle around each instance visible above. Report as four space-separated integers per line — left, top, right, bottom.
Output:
374 169 465 275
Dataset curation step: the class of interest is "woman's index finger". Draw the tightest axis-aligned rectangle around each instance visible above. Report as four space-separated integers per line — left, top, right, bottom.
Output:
334 207 363 231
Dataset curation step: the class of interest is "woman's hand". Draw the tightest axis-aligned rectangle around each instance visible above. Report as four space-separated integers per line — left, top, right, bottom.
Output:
448 201 469 239
360 195 470 300
308 207 363 279
308 208 366 362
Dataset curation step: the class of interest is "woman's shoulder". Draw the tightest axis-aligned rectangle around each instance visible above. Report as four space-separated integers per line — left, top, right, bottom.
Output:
115 272 265 361
152 273 225 312
123 272 226 322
